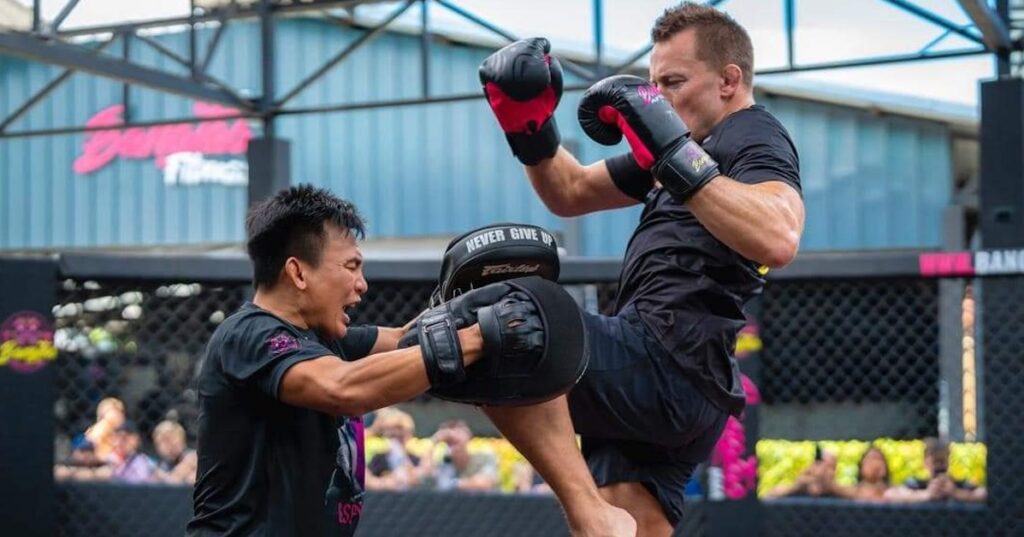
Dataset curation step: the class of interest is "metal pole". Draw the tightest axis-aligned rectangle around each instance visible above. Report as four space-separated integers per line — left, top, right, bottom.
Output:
784 0 795 69
248 0 291 207
32 0 41 33
421 0 430 98
996 0 1010 76
190 0 199 80
259 0 275 139
51 0 82 32
122 32 132 123
593 0 604 77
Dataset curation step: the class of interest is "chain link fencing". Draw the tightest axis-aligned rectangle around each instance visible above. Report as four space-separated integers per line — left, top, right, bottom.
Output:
33 252 1020 536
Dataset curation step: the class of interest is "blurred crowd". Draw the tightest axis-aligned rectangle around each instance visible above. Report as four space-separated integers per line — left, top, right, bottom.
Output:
762 438 986 504
54 399 986 506
364 408 550 494
54 397 197 485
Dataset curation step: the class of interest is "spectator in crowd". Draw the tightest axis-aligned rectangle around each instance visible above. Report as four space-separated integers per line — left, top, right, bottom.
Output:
366 408 431 491
429 420 499 492
109 421 155 483
152 420 198 485
512 461 553 495
84 397 125 461
831 446 891 502
763 448 838 499
54 437 112 482
885 437 986 503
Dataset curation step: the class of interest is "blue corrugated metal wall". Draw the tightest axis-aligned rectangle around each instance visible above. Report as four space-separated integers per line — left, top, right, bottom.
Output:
0 17 953 255
763 95 952 250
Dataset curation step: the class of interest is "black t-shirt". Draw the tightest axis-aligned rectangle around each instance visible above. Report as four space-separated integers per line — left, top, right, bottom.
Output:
187 302 378 537
606 105 801 416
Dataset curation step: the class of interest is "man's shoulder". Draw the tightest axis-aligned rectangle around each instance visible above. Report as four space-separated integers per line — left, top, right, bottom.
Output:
215 304 294 342
206 304 306 364
718 105 790 142
221 303 280 328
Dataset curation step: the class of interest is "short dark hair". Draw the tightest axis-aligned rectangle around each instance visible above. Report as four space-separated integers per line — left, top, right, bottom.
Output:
245 184 365 289
651 2 754 87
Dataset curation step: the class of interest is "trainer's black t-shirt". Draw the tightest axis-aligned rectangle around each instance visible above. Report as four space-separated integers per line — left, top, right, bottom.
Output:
187 302 377 537
606 105 801 416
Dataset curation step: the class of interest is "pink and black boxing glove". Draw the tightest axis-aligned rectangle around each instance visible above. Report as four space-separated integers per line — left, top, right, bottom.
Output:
578 74 721 201
479 37 563 165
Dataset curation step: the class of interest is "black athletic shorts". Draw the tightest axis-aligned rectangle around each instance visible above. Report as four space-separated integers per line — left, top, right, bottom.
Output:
568 304 729 526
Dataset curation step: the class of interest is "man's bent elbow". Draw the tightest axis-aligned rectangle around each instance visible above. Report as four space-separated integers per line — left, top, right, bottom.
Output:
762 232 800 268
546 201 584 218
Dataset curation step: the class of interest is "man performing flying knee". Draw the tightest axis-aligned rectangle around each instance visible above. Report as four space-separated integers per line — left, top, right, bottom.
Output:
477 2 805 535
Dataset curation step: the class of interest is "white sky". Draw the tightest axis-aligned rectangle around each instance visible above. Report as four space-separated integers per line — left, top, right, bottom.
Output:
25 0 996 106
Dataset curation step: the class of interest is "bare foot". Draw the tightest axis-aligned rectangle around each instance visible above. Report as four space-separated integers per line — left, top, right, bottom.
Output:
570 503 637 537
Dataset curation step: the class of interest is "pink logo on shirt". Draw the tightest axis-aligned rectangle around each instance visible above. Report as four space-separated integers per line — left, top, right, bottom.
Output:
267 332 299 357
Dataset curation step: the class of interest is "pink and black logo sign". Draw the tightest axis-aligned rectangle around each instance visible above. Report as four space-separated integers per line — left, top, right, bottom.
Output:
0 311 58 373
73 102 253 187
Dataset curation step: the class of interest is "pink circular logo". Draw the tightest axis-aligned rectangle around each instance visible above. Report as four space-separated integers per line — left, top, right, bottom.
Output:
0 311 57 373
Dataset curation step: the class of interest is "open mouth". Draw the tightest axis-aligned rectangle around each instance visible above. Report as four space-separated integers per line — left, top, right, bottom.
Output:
341 302 359 324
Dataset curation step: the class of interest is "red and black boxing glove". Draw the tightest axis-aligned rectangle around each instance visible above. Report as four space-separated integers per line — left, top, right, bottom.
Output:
578 74 721 201
479 37 563 166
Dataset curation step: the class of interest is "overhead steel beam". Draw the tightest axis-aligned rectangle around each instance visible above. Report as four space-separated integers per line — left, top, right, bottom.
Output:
130 31 248 104
956 0 1013 51
0 38 115 133
278 84 594 117
0 32 253 109
55 0 366 38
757 47 987 75
434 0 595 81
276 0 415 108
133 32 192 67
884 0 986 46
611 44 652 74
610 0 727 74
50 0 81 32
200 19 228 75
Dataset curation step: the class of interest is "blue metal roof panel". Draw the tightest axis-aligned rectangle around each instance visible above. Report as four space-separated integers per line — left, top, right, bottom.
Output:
0 19 953 254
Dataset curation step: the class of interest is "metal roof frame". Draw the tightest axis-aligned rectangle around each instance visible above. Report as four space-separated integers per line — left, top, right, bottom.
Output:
0 0 1013 139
